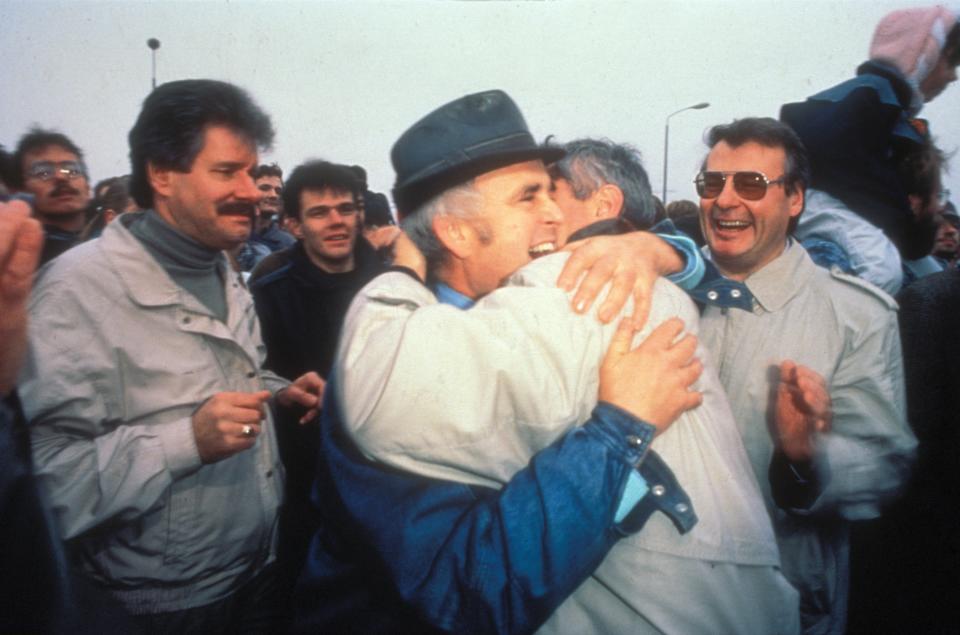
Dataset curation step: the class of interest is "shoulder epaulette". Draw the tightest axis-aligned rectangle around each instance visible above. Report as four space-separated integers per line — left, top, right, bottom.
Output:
828 266 898 310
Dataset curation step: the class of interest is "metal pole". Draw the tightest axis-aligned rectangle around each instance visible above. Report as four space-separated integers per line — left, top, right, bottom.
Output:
662 102 710 204
147 39 161 90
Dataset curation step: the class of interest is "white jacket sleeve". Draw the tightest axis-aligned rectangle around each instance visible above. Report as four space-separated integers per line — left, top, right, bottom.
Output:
335 256 696 489
19 279 203 540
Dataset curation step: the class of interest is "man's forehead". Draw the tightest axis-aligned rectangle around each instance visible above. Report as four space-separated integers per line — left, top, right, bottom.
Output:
301 186 354 202
474 159 550 194
707 140 786 169
24 144 80 163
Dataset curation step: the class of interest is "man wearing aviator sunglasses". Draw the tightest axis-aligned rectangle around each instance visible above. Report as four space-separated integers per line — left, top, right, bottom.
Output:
10 128 91 265
693 117 915 635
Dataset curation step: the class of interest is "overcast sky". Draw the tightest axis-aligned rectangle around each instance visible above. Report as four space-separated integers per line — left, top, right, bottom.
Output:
3 0 958 209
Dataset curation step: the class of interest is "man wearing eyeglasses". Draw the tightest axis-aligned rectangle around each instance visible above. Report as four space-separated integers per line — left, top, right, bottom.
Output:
10 128 91 265
692 117 916 635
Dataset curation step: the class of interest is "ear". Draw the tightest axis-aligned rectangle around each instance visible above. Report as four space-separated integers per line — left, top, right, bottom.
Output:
288 215 304 240
432 214 474 260
147 161 174 199
103 209 118 225
594 184 625 220
787 186 804 219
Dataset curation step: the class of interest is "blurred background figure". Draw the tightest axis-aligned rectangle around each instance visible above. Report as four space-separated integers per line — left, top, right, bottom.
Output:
80 175 138 241
782 5 960 294
931 201 959 267
10 128 91 265
665 198 706 247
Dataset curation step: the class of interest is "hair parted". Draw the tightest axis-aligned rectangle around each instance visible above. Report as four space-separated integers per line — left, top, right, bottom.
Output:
127 79 274 209
282 160 365 220
547 137 656 230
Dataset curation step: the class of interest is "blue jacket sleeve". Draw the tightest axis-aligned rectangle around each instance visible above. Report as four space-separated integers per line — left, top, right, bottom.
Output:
297 383 673 635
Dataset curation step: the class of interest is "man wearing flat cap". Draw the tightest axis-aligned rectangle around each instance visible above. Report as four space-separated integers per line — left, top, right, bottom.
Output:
296 90 798 634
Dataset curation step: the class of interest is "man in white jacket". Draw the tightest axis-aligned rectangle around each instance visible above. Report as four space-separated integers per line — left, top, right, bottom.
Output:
333 90 799 634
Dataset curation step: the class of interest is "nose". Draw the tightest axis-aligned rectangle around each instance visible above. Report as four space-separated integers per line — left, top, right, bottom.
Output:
539 197 564 226
714 175 741 209
237 172 260 201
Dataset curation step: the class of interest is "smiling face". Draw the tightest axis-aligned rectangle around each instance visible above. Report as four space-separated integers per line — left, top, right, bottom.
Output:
21 144 91 220
290 187 361 273
256 175 283 217
441 160 562 298
150 125 261 250
699 141 803 281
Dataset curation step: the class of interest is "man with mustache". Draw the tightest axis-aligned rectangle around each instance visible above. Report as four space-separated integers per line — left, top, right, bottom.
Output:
10 128 92 265
17 79 323 632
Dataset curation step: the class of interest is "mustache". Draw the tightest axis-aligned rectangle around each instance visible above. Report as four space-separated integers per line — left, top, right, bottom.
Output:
216 201 257 218
50 184 80 197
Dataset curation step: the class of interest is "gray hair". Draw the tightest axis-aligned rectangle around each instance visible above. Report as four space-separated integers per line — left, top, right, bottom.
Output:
401 180 484 275
548 138 655 229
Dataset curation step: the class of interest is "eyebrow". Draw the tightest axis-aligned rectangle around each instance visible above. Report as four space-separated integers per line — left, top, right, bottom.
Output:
516 182 543 200
211 161 250 171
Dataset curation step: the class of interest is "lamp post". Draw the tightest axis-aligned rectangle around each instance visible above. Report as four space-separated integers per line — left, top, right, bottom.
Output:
147 38 161 90
662 102 710 203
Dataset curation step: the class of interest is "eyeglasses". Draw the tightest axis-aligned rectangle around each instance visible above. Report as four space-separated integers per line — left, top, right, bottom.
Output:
694 171 786 201
305 202 361 219
27 160 85 181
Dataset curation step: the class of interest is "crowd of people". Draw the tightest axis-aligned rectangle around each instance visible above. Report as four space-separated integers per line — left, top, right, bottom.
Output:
1 4 958 635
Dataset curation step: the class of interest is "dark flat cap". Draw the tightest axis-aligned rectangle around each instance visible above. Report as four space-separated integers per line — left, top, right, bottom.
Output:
391 90 563 218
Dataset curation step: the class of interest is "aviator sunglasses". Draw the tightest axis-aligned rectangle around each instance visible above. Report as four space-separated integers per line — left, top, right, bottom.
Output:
694 171 786 201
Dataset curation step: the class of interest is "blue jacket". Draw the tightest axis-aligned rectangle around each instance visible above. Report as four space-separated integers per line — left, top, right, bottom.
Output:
780 60 933 259
293 385 692 634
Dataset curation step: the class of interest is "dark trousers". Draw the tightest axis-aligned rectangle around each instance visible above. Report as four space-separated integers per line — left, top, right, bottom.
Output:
131 565 286 635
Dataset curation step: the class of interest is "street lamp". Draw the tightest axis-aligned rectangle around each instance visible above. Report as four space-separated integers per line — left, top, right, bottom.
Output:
147 38 161 90
662 102 710 203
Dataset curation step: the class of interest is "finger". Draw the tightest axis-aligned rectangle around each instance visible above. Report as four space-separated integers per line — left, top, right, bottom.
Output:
299 407 320 425
0 204 31 266
284 385 320 410
556 238 597 291
640 317 685 349
597 267 637 324
795 364 828 391
677 358 704 389
797 380 830 416
235 422 262 438
0 215 43 303
666 333 698 365
605 318 639 359
570 257 617 314
681 390 704 412
227 405 268 423
628 280 652 331
779 360 798 386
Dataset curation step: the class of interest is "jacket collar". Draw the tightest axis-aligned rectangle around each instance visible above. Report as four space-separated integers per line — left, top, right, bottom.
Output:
737 239 814 313
698 239 814 313
100 211 229 315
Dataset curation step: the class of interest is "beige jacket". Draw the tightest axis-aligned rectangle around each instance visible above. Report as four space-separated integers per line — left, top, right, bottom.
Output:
18 214 287 614
336 253 800 634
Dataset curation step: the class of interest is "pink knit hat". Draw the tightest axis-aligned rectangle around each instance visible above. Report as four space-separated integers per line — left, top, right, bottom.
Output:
870 5 957 85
